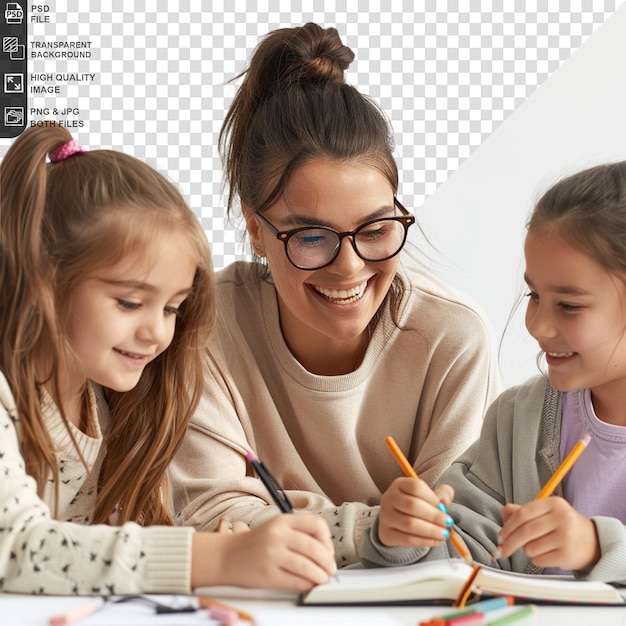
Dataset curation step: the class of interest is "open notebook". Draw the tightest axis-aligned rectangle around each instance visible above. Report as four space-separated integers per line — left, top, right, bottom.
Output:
300 559 626 606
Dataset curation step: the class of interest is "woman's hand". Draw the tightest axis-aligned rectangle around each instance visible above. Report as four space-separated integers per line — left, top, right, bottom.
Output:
216 516 249 534
378 476 454 548
499 497 600 571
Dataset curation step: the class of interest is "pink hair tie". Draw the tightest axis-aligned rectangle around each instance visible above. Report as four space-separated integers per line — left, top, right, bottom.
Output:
48 139 85 162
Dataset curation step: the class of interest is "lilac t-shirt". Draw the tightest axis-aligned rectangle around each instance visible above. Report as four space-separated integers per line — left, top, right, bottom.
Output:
543 389 626 575
560 389 626 521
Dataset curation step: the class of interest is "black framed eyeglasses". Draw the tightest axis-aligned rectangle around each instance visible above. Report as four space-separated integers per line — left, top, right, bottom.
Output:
255 197 415 270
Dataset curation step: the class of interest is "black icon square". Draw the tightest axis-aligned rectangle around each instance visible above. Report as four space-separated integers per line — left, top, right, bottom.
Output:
5 106 24 125
4 73 23 92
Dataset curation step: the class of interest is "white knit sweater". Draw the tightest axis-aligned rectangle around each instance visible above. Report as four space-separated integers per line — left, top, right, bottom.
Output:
0 372 193 595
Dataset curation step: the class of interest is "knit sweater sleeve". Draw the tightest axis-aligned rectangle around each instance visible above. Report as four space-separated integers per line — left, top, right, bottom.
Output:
169 369 378 568
582 517 626 583
0 372 194 596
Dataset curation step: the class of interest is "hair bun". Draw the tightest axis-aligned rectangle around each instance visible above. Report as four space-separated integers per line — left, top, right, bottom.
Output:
297 23 355 84
252 22 355 91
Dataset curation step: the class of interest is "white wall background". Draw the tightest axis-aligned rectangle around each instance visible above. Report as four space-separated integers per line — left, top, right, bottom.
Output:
417 5 626 387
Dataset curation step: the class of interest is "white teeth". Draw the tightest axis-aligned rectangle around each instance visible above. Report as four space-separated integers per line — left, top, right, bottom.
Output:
547 351 575 358
314 280 368 303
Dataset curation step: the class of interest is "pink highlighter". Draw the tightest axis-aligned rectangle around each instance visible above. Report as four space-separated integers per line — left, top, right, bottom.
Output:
208 604 239 625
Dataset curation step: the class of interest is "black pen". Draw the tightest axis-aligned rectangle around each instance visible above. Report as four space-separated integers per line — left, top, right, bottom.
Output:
245 450 293 513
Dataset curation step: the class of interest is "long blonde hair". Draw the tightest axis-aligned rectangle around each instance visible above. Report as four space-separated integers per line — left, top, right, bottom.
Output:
0 123 215 525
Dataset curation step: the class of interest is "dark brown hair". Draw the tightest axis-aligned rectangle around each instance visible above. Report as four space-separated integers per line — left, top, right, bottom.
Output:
0 123 215 525
220 23 399 216
528 161 626 276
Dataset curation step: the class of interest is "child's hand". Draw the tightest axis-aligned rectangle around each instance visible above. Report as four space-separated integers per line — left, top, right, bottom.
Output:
199 513 336 591
378 477 454 547
499 497 601 571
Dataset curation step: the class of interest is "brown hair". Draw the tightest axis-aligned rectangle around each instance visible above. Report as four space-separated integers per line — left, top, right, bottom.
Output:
528 161 626 276
219 22 404 315
0 123 215 525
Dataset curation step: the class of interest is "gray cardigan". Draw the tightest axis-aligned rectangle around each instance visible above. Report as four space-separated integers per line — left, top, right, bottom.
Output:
362 375 626 583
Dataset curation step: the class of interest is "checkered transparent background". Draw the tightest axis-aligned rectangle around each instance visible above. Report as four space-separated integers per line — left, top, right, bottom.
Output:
1 1 621 268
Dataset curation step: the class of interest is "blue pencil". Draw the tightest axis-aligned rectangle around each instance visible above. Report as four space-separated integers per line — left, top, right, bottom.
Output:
484 604 535 625
420 595 514 625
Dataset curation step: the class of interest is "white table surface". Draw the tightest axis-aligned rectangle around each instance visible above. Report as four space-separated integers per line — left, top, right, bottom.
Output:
3 591 626 625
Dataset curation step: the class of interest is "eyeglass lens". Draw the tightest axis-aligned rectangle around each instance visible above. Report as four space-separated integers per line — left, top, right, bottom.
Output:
287 218 408 269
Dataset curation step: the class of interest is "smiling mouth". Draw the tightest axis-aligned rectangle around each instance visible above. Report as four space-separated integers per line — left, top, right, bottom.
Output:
114 348 148 360
312 280 368 304
546 351 575 358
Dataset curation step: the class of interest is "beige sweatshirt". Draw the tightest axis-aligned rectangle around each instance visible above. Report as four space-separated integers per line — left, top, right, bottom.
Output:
171 261 500 566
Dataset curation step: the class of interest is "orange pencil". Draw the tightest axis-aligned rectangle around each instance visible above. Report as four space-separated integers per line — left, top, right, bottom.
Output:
535 433 591 500
49 598 106 625
198 597 256 625
385 436 473 565
386 435 418 479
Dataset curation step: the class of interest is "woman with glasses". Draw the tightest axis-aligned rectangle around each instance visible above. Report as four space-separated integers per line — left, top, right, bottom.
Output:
171 23 500 569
